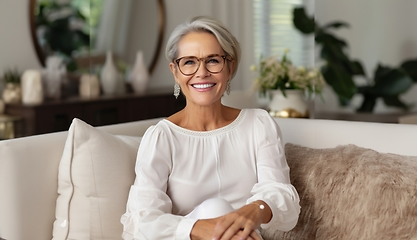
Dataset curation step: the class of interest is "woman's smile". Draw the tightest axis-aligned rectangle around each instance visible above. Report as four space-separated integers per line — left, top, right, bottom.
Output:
191 83 216 91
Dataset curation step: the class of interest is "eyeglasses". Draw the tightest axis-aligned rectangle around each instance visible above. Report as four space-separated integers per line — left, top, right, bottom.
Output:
174 54 229 76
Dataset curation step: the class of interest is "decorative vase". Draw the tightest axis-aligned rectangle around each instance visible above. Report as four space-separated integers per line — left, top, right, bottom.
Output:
268 89 309 118
129 50 149 94
100 51 121 95
2 83 22 104
79 74 100 98
21 70 44 105
43 56 66 99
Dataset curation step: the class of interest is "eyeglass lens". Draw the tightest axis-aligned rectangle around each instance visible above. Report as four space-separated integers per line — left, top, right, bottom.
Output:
177 56 225 75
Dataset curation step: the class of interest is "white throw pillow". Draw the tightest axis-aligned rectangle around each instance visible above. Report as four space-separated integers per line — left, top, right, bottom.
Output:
53 118 141 240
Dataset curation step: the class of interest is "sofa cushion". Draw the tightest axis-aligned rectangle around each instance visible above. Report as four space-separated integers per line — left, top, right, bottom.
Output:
262 143 417 240
52 118 141 239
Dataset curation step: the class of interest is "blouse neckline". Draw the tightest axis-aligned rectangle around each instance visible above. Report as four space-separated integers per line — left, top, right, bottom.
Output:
162 109 247 137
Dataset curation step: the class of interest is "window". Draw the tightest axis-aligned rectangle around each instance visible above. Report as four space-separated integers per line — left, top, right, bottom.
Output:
253 0 314 67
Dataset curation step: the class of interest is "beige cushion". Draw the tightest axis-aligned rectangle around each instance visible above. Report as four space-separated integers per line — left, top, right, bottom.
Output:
263 144 417 240
53 118 141 240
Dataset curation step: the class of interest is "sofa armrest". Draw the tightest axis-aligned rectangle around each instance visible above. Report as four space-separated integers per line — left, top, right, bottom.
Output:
0 132 67 240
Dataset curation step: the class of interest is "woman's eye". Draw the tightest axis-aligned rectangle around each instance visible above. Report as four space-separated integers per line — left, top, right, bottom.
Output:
207 58 220 64
183 59 196 65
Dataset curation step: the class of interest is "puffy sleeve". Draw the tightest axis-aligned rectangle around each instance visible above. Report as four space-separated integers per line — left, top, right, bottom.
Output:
246 111 301 232
120 125 197 240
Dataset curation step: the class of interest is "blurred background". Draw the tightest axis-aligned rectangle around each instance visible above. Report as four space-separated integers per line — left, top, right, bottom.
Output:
0 0 416 139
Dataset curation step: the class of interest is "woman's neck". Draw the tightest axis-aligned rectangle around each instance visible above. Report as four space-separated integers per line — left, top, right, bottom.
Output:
168 103 240 131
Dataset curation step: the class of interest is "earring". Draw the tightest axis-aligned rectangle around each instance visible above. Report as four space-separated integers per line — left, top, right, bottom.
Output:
173 82 181 99
226 81 231 95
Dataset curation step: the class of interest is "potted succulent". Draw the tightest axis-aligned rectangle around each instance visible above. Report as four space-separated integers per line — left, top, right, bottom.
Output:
292 7 417 112
251 50 326 118
1 68 22 104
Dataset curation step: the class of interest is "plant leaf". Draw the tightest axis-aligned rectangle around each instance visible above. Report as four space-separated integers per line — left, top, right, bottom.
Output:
317 32 351 64
374 64 391 82
357 85 373 95
321 63 357 101
322 21 350 30
382 96 410 110
373 67 413 96
357 94 376 112
316 32 348 50
292 7 315 34
348 60 366 76
400 59 417 82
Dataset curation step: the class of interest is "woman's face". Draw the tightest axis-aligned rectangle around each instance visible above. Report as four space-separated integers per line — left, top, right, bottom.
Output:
169 31 234 107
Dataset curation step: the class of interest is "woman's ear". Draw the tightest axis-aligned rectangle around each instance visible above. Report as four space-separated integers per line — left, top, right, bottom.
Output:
169 62 179 81
169 62 176 75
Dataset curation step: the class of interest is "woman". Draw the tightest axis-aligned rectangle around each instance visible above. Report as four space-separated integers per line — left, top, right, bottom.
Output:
121 16 300 240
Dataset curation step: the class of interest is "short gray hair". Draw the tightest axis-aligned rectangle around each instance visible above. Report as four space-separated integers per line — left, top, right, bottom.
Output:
165 16 241 79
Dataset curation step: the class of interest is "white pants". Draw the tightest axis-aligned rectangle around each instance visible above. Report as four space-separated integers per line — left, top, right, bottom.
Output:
185 198 235 219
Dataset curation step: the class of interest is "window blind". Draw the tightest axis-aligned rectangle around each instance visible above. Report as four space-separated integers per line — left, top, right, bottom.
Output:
253 0 314 68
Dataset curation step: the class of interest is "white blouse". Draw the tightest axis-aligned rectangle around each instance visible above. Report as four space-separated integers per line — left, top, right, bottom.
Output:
121 108 300 240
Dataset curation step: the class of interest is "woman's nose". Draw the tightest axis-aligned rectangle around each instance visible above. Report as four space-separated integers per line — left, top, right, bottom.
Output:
195 61 210 77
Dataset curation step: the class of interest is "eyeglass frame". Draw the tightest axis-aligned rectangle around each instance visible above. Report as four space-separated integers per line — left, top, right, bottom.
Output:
173 54 232 76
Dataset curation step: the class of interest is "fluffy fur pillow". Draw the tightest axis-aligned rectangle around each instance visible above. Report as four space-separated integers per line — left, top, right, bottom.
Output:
262 144 417 240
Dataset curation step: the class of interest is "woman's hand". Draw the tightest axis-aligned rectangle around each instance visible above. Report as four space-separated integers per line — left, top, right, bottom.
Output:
191 218 261 240
190 201 271 240
212 202 264 240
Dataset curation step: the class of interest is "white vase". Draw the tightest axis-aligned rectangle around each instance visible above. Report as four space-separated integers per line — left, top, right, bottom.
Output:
129 51 149 94
100 51 121 95
79 74 100 98
268 89 309 118
21 70 44 105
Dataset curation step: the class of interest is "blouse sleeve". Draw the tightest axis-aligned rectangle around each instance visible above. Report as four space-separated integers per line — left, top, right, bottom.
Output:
246 112 301 232
120 125 197 240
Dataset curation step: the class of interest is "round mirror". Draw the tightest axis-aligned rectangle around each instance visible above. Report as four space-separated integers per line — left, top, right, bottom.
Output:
29 0 166 75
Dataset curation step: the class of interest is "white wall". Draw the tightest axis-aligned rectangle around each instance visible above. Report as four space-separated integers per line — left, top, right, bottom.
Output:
0 0 43 92
314 0 417 113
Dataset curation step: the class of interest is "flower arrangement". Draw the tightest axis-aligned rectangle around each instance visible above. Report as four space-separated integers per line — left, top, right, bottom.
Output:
251 50 325 99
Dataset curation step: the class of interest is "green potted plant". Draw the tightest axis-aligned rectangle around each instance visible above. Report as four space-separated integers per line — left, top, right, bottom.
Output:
35 0 90 71
251 50 325 118
292 7 417 112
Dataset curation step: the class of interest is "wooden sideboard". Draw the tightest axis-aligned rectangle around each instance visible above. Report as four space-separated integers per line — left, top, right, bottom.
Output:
5 90 185 137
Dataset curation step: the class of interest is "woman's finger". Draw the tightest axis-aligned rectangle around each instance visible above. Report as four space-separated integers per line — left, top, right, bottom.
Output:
212 216 235 240
230 230 259 240
250 230 262 240
217 222 243 240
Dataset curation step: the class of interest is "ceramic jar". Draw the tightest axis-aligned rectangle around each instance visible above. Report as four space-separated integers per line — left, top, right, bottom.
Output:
21 70 44 105
2 83 22 104
79 74 100 98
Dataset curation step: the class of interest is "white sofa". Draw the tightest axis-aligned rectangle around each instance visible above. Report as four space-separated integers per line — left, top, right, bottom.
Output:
1 116 416 240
